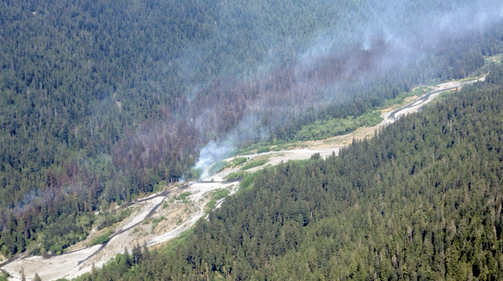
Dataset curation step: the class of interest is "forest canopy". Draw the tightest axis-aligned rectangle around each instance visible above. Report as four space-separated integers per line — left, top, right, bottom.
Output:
1 0 503 257
78 63 503 281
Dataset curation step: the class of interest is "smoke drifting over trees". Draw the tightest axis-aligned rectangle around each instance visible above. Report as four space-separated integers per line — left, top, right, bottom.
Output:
1 0 503 257
192 0 503 168
78 64 503 280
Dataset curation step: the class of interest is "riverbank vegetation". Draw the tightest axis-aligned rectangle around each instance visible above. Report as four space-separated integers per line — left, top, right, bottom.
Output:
2 0 503 258
79 66 503 280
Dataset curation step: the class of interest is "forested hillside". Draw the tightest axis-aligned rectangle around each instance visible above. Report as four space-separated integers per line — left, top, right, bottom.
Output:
2 0 503 257
78 64 503 280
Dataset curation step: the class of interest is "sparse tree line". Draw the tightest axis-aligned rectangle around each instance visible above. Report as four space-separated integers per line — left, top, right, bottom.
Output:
80 65 503 280
1 0 503 257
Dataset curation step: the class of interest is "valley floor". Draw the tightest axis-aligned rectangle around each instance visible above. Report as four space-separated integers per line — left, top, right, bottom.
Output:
0 77 484 281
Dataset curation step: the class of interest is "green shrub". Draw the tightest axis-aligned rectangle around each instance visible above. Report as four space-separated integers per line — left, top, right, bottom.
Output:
205 199 217 211
205 189 230 213
240 173 257 189
189 169 202 180
95 209 131 230
212 189 230 200
49 243 63 255
225 171 249 180
0 273 9 281
256 146 270 153
89 230 114 246
175 191 192 201
232 157 247 167
241 158 269 170
294 110 383 141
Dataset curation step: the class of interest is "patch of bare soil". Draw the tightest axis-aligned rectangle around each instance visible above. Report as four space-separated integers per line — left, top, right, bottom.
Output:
1 77 484 281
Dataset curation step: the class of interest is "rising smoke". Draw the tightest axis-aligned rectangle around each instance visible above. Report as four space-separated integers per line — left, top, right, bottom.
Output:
191 0 503 177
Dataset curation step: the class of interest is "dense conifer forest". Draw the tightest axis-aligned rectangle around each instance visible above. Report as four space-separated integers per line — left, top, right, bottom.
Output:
1 0 503 259
79 64 503 280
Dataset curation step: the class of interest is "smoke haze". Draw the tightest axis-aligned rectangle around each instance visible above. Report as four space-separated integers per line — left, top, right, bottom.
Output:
191 0 503 174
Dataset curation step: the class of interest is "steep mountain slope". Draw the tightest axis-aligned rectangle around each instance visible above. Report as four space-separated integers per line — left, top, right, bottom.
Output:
1 0 503 258
80 67 503 280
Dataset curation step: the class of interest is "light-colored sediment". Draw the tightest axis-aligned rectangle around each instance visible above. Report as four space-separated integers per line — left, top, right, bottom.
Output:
1 77 483 280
